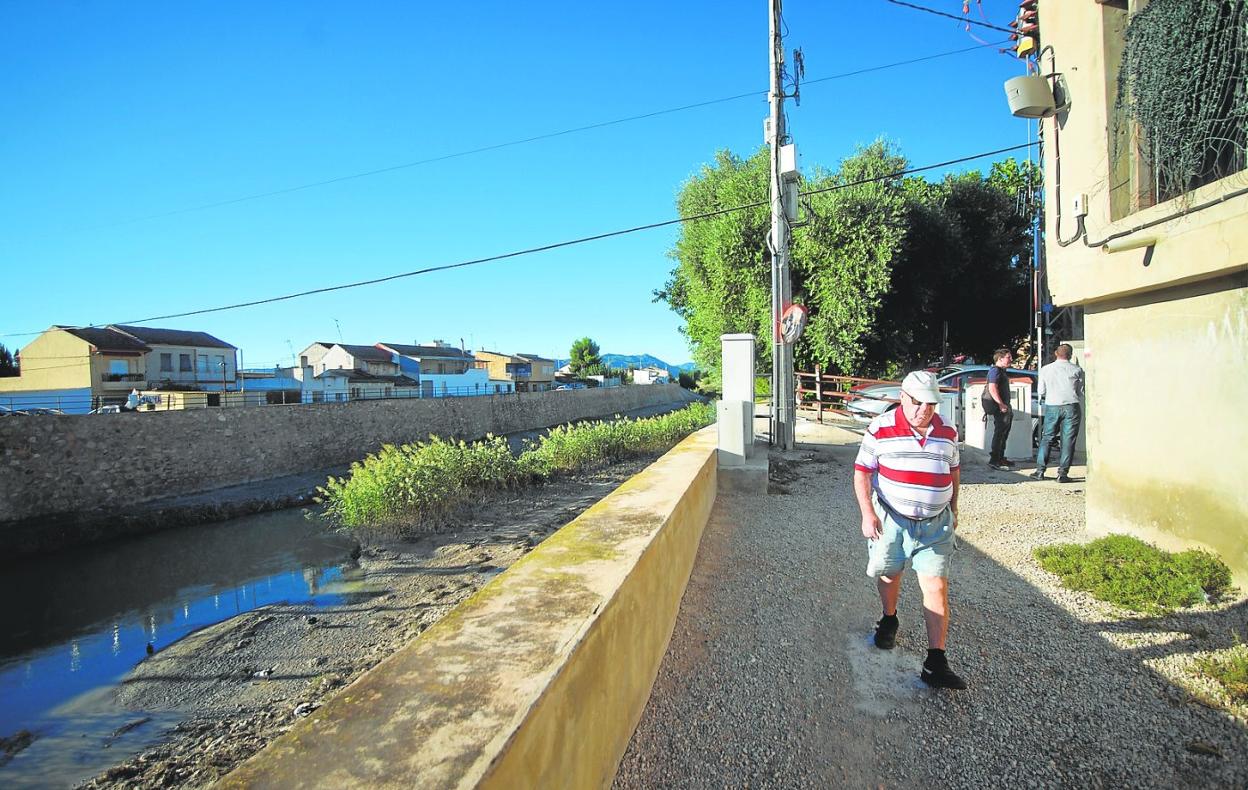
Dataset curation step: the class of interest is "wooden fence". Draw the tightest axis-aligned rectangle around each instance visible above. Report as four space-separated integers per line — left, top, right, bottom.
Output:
795 365 901 422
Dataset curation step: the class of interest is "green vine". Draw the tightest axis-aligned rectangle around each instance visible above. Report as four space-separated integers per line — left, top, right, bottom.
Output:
1114 0 1248 200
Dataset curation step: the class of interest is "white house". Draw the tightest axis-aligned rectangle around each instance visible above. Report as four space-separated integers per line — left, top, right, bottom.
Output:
632 366 671 385
296 342 419 400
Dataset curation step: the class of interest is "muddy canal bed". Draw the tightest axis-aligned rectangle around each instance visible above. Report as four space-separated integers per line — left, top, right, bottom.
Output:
1 455 656 790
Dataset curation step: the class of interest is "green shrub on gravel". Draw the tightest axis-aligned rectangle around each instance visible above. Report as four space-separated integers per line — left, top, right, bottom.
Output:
320 402 715 531
1195 639 1248 705
1034 534 1234 614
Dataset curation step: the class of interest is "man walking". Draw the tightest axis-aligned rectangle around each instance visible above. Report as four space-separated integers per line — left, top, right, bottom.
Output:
853 371 966 689
1031 343 1084 483
982 348 1015 471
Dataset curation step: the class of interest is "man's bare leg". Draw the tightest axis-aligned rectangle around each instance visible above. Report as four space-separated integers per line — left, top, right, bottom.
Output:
916 574 948 649
877 574 901 615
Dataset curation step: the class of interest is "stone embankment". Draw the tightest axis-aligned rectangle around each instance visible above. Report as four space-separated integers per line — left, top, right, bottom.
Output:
0 385 696 555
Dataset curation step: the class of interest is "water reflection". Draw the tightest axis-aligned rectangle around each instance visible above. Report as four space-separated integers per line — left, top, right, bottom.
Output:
0 507 355 749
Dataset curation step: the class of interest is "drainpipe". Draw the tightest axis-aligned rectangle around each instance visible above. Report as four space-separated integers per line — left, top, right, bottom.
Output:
1033 203 1044 369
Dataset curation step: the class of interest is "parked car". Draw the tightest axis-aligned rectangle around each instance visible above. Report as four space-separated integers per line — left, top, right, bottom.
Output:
845 365 1040 445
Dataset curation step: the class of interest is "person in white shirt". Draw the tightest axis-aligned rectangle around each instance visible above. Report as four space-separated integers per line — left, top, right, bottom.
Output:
1031 344 1085 483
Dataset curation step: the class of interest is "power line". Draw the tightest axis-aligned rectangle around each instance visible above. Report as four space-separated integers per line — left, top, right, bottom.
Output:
883 0 1016 35
89 41 1005 229
3 142 1036 343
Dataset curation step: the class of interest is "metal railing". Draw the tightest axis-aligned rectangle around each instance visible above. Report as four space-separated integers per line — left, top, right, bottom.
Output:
0 380 623 416
795 367 902 422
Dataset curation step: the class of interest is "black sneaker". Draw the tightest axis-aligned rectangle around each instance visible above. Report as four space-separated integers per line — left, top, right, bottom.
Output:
1057 474 1073 483
989 462 1010 471
921 655 968 689
873 615 898 650
999 459 1016 467
1029 471 1045 480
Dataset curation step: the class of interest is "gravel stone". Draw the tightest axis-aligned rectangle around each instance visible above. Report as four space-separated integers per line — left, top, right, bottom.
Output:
614 418 1248 789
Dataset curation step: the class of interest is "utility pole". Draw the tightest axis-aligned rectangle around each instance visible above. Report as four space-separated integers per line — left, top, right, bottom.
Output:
768 0 796 450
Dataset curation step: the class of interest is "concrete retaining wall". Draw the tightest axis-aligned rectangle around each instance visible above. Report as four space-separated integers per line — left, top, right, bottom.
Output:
0 385 695 552
218 425 718 790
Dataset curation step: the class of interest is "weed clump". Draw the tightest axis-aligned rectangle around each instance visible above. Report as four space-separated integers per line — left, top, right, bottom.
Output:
1034 534 1233 614
1195 639 1248 706
320 402 715 533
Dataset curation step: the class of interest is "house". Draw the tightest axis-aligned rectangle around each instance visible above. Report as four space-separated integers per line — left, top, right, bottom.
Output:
632 366 671 386
377 341 501 397
474 351 539 392
1035 2 1248 581
110 324 237 392
514 354 556 392
296 342 420 401
0 324 237 413
239 366 349 405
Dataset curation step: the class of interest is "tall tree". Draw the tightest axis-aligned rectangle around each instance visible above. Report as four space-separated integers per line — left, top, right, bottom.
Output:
0 344 17 377
657 141 907 378
658 145 1037 379
568 337 602 376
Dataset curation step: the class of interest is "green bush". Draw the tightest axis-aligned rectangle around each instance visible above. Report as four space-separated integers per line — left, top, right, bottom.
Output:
320 402 715 532
1034 534 1234 614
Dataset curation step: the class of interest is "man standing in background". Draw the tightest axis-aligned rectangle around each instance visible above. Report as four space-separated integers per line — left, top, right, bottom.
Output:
982 348 1014 471
1031 343 1084 483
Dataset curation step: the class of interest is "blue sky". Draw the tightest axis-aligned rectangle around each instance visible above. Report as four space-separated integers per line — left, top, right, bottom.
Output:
0 1 1033 368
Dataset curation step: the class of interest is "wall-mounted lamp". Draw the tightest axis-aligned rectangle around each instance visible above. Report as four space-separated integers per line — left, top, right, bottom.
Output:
1101 235 1159 254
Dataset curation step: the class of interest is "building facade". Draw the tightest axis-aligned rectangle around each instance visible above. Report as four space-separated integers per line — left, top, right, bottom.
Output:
474 351 537 392
0 325 237 413
1036 1 1247 581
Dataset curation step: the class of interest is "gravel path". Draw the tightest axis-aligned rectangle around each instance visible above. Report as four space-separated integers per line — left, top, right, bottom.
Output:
615 418 1247 788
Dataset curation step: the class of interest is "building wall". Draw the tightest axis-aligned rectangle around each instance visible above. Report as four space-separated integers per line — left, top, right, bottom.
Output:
145 343 236 387
0 384 698 554
0 329 91 393
420 368 491 397
1039 3 1248 583
1081 278 1248 581
316 345 361 374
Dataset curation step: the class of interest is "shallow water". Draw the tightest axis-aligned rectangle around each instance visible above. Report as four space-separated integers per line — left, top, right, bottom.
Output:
0 507 356 787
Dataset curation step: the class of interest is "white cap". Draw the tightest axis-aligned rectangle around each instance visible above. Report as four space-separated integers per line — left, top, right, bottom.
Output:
901 370 941 404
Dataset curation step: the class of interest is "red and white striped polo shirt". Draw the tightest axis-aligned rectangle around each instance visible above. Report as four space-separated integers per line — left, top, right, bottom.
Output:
854 407 959 519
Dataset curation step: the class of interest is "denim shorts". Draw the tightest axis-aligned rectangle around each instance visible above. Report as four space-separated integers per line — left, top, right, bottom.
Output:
865 497 957 579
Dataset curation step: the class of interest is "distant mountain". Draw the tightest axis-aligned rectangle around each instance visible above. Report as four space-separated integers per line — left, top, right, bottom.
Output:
554 353 695 379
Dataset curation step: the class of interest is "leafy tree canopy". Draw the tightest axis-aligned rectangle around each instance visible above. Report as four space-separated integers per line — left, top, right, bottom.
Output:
657 141 1038 379
568 337 602 376
0 343 17 377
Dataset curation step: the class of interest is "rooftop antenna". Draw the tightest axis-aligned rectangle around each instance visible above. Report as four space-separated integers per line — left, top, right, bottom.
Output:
333 318 344 343
286 339 296 367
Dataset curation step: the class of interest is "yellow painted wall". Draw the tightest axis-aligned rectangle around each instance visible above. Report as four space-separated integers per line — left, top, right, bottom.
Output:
1038 2 1248 307
1039 3 1248 583
0 329 91 392
474 351 518 381
1082 280 1248 583
218 425 717 789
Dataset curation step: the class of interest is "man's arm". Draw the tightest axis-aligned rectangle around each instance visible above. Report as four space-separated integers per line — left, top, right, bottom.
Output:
853 468 881 540
950 466 960 528
991 370 1009 409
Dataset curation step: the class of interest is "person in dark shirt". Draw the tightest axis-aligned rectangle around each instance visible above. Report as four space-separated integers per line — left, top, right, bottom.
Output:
981 348 1014 470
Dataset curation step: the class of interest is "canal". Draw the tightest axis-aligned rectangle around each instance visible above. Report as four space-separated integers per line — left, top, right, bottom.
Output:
0 507 357 788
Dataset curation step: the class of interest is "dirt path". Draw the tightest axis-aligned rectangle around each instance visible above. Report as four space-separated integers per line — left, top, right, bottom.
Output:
80 456 659 790
615 419 1248 789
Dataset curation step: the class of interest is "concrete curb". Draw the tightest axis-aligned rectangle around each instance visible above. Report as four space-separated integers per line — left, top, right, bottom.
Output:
216 424 718 789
